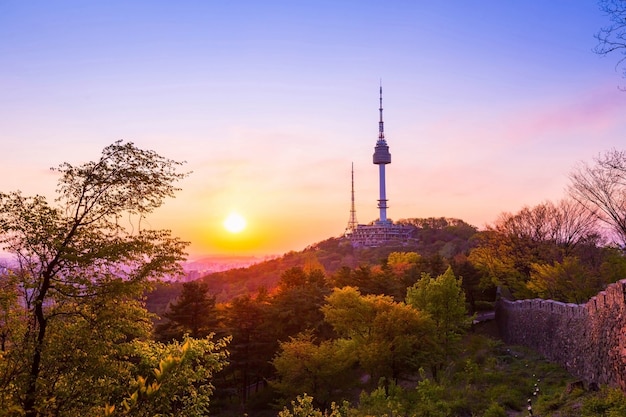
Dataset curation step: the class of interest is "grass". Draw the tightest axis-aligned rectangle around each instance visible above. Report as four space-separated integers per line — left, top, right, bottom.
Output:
443 322 626 417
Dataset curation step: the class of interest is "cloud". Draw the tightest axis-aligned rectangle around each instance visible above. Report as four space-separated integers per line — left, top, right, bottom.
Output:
506 86 626 143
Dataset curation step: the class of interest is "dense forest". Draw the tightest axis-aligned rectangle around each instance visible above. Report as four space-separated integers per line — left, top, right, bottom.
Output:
3 143 626 416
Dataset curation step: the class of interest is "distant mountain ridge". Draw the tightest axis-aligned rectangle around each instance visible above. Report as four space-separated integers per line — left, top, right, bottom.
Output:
181 255 275 282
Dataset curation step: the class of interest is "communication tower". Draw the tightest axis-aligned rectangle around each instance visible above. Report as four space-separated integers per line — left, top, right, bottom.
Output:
373 85 391 223
346 84 413 247
345 162 358 235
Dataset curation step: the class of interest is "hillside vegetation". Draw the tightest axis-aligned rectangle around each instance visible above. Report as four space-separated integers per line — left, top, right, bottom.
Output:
4 146 626 416
144 208 626 416
146 217 486 312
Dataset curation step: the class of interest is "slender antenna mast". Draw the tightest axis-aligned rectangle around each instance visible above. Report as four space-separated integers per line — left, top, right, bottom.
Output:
346 162 358 234
379 83 385 140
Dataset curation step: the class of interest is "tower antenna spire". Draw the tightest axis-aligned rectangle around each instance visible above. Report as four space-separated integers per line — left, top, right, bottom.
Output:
345 162 358 235
379 82 385 140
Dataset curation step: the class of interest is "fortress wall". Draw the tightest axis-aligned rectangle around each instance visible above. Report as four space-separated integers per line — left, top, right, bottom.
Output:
496 279 626 390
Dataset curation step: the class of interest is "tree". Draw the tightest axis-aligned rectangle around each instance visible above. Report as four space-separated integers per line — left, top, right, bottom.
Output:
450 254 489 314
527 256 597 304
551 199 600 254
406 268 471 379
569 149 626 247
271 332 356 408
155 280 219 340
0 271 24 353
278 394 349 417
223 293 274 406
595 0 626 85
0 141 189 416
468 230 529 296
469 199 601 298
268 267 332 341
111 335 229 417
0 270 28 411
321 287 434 390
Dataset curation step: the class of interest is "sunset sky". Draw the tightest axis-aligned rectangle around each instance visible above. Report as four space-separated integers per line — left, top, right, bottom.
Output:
2 1 625 257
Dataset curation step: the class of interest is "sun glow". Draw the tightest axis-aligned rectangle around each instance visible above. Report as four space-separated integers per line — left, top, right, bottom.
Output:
223 212 247 233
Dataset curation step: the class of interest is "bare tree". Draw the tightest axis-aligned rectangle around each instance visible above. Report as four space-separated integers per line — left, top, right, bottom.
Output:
552 198 600 253
568 149 626 247
595 0 626 86
494 199 599 255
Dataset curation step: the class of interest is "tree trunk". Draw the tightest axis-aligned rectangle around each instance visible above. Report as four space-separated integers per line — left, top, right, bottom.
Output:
23 273 51 417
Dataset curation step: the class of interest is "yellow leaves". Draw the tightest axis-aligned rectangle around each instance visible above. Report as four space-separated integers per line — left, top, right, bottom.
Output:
153 354 181 382
181 337 191 354
135 375 146 388
107 335 229 416
103 403 116 416
129 390 138 404
145 381 161 397
152 366 164 382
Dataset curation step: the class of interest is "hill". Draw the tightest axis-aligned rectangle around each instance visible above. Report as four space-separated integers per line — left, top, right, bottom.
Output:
146 217 479 313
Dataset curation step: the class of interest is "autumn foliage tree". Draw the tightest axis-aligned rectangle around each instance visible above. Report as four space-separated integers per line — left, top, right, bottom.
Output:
469 199 601 299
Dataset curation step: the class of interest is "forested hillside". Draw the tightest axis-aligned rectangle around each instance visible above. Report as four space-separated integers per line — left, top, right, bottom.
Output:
146 165 626 415
4 144 626 416
146 217 484 312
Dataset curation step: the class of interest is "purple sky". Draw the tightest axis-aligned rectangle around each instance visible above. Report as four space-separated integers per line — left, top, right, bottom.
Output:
1 1 625 256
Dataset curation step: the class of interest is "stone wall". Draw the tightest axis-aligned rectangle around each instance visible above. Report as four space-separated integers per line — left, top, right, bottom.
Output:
496 279 626 390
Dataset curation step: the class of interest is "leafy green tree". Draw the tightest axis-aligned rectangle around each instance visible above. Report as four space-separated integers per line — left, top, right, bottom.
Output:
0 141 189 416
358 378 452 417
271 332 356 408
223 293 274 406
322 287 434 390
387 251 419 269
330 263 405 300
277 394 350 417
600 246 626 285
468 231 527 294
470 199 603 300
450 254 491 313
155 280 219 340
107 335 230 417
267 267 332 340
329 266 353 288
527 256 598 303
0 271 24 353
406 267 471 380
0 270 28 411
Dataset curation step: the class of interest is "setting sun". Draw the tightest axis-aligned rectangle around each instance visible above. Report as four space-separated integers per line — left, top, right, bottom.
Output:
223 212 247 233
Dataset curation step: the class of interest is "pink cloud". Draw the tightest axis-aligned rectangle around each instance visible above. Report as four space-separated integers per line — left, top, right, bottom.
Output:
506 87 626 143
